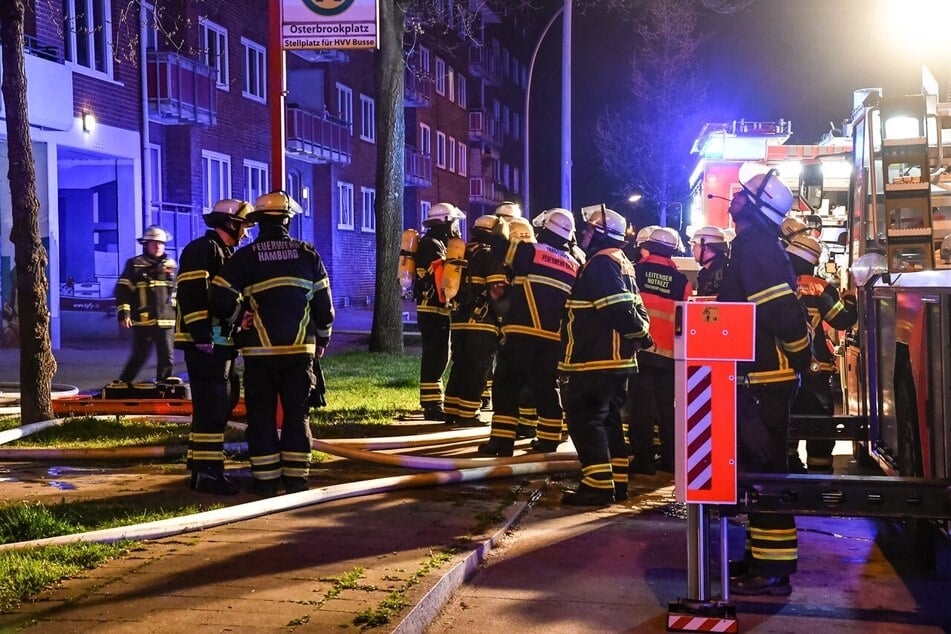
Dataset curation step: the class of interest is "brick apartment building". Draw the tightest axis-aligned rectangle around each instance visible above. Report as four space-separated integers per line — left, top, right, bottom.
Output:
0 0 531 346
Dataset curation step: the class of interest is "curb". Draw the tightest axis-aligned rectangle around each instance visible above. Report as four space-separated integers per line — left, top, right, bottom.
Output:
391 485 541 634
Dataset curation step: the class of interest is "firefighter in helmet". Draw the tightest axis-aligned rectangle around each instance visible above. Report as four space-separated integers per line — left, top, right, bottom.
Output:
478 208 581 457
559 205 652 506
210 191 334 497
785 234 857 473
718 169 811 596
175 199 254 495
691 225 730 297
414 202 466 420
115 225 177 384
627 226 693 475
443 215 509 425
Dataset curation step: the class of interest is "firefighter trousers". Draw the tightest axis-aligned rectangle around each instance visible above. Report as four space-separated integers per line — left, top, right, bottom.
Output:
119 325 174 383
243 355 315 482
489 336 563 444
417 312 450 411
627 358 675 472
444 329 498 420
562 371 630 494
185 346 240 473
736 383 798 576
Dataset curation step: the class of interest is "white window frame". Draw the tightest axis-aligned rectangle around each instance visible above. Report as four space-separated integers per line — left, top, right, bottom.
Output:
458 143 467 178
148 143 163 205
419 123 432 158
143 2 159 52
419 45 431 75
448 137 456 173
200 19 229 89
360 94 376 143
435 57 446 96
456 74 467 108
63 0 114 77
361 187 376 232
436 131 447 169
243 159 269 207
241 37 266 103
420 201 432 229
286 170 311 218
447 67 455 103
201 150 232 213
337 83 353 133
337 181 355 230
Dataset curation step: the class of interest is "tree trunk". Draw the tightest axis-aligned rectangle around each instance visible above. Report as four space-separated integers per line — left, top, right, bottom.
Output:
0 0 56 423
369 0 406 354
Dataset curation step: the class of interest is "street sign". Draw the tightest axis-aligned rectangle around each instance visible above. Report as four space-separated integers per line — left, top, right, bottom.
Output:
282 0 380 50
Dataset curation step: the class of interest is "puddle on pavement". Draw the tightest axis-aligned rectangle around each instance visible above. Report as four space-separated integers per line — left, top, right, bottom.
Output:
47 466 110 476
48 481 78 490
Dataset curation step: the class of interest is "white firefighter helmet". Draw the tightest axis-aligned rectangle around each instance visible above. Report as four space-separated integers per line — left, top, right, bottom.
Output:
494 201 523 220
635 224 661 247
473 214 500 232
785 234 823 267
508 217 536 243
538 208 575 241
205 199 255 228
251 191 302 221
138 225 169 244
690 225 727 246
581 204 627 242
740 169 794 227
424 202 466 227
643 226 681 256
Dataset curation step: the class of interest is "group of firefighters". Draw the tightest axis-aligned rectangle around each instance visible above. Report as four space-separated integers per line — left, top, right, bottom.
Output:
408 168 856 597
115 191 334 499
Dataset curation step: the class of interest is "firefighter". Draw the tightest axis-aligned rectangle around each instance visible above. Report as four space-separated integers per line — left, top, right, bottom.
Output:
785 234 857 473
175 199 254 495
443 215 508 426
494 200 523 221
718 169 812 596
477 208 580 457
210 191 333 497
414 202 466 420
691 225 730 297
560 206 652 505
115 226 177 384
628 226 693 474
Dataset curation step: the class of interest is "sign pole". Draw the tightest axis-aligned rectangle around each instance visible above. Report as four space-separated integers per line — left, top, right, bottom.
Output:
269 0 286 191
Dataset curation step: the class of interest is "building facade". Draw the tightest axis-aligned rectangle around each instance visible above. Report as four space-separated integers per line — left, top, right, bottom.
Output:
0 0 531 346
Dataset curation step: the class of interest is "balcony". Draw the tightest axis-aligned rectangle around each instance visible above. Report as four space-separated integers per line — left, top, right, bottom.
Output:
404 66 432 108
469 177 504 205
468 45 501 85
405 146 432 188
285 105 351 165
0 37 72 131
146 51 217 126
469 109 503 148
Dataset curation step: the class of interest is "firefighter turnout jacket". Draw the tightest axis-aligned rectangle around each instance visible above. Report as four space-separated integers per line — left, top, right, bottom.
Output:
414 228 451 317
174 230 237 349
451 240 508 335
696 252 728 297
796 274 857 372
210 225 334 357
559 248 651 373
717 225 811 385
636 253 693 359
116 253 176 327
502 241 580 341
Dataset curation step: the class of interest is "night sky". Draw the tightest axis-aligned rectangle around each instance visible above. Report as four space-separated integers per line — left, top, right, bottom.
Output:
528 0 951 216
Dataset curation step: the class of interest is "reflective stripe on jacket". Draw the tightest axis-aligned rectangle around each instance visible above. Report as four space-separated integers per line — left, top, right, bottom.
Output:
636 253 692 359
115 253 176 327
501 241 579 341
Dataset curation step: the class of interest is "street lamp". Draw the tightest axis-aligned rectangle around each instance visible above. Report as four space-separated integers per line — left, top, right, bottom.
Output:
628 193 642 203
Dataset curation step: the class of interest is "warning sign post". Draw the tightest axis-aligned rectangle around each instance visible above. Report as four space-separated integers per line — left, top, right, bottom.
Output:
667 301 755 633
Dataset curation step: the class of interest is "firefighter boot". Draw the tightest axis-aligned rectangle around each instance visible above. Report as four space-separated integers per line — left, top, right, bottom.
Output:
190 469 241 496
614 482 628 502
248 478 281 498
283 476 310 494
529 438 560 453
730 574 792 597
423 407 445 422
515 423 537 439
477 438 514 457
562 485 614 507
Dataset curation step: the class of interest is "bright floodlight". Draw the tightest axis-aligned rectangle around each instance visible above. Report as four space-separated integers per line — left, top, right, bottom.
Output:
628 193 642 203
882 0 951 58
884 116 922 140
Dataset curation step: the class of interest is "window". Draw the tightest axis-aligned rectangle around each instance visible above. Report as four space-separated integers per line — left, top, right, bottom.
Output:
513 113 520 140
62 0 113 75
513 167 521 194
337 83 353 132
360 94 376 143
503 106 510 135
448 137 456 173
244 160 269 207
419 123 431 157
143 2 158 52
435 57 446 95
361 187 376 232
201 150 232 213
503 163 510 189
447 67 455 103
200 19 229 88
242 38 266 102
148 144 163 206
286 170 311 218
420 201 431 228
501 48 510 78
493 99 500 119
418 46 430 75
456 74 467 108
458 143 467 178
337 181 354 230
436 131 447 169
